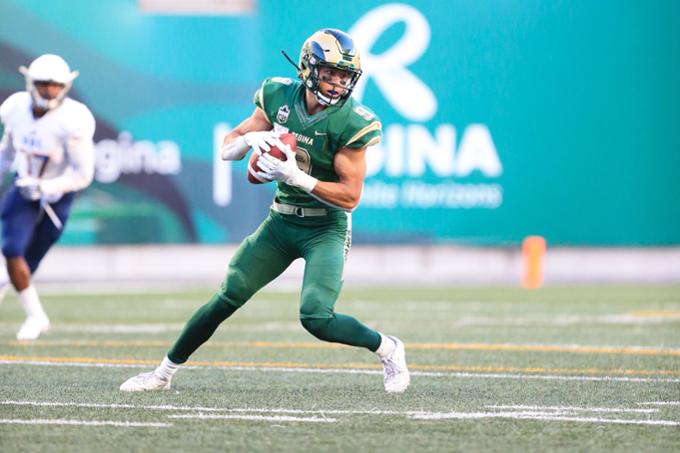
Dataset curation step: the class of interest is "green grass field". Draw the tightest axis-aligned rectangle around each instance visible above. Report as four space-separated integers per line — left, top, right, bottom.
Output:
0 285 679 452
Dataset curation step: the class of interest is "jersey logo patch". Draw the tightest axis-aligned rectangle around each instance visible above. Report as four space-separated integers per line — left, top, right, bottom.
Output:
277 105 290 124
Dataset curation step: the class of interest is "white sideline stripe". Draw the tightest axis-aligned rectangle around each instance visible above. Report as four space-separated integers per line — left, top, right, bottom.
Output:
487 405 658 414
0 418 171 428
0 322 300 334
638 401 680 406
453 314 680 326
2 310 678 334
410 412 680 426
3 402 678 427
0 400 440 416
0 401 670 418
168 414 336 423
7 339 679 356
0 400 424 416
408 372 680 383
1 359 679 383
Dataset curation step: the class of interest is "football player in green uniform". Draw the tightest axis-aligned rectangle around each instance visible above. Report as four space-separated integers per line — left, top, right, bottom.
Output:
120 28 409 393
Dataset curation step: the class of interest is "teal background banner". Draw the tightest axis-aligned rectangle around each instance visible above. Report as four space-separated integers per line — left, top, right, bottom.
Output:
1 0 678 245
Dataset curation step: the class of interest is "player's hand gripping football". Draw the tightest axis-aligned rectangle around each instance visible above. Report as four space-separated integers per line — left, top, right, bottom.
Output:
243 130 283 156
256 144 318 192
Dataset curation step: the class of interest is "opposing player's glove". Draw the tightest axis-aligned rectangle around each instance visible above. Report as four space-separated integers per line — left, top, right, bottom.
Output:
243 130 283 156
256 146 318 193
15 176 42 201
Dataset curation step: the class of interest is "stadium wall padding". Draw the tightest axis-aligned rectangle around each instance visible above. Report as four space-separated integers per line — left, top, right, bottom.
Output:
1 0 679 245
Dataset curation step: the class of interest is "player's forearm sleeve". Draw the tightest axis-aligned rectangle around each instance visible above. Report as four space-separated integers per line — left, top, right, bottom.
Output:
220 135 249 161
40 134 95 195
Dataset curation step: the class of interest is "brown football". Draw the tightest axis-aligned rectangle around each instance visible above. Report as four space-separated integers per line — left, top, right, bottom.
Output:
247 133 297 184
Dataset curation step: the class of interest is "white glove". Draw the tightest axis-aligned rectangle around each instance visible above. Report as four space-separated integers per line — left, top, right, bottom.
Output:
15 176 42 201
256 146 318 193
243 130 283 156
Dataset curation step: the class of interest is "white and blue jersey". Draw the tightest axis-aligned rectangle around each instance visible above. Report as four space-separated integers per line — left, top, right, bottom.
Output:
0 91 95 271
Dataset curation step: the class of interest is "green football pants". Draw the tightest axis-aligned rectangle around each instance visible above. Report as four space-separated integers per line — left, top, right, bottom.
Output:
167 210 381 364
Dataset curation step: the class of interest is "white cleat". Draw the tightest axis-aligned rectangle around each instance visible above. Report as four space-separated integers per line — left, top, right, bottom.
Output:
120 371 171 392
16 315 50 341
381 336 410 393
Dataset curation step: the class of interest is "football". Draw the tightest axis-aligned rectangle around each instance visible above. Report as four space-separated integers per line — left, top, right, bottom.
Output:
247 133 297 184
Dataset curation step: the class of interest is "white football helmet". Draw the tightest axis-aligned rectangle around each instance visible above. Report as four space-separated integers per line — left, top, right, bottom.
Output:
18 54 79 110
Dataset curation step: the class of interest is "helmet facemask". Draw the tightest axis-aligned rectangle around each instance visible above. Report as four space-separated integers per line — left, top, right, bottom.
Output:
298 29 362 107
18 54 79 111
302 59 361 106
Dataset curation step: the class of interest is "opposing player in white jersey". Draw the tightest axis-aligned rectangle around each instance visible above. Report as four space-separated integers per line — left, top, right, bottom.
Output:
0 54 96 340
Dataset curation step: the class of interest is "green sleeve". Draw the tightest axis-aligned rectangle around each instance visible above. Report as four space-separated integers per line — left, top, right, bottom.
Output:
253 78 270 121
253 77 296 124
340 103 382 149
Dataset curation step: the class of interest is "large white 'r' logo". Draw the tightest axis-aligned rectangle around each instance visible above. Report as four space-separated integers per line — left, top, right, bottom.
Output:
350 3 437 122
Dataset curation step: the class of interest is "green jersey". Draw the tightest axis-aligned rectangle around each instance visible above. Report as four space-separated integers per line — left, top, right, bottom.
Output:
254 77 381 209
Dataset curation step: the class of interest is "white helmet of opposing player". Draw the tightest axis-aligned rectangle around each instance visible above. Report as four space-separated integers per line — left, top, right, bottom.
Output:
18 54 79 110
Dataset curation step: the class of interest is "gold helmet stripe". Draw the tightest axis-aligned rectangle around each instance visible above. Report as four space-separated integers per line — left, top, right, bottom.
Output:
305 31 361 70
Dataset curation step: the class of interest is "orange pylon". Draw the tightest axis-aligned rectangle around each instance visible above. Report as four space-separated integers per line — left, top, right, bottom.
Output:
522 236 546 289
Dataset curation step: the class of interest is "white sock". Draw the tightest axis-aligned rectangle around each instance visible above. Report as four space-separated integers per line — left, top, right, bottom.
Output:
0 264 9 285
0 281 9 304
375 333 397 358
155 356 180 380
0 267 9 302
18 285 48 320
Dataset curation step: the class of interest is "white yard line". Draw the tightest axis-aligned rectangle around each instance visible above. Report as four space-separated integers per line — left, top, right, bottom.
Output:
1 359 679 383
168 414 336 423
5 339 678 356
0 418 171 428
3 401 677 427
0 400 672 417
54 324 185 334
486 405 658 414
0 324 185 334
0 360 142 368
2 309 678 335
405 370 680 383
2 400 140 409
0 322 300 334
410 412 680 426
638 401 680 406
0 400 425 416
453 314 680 326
